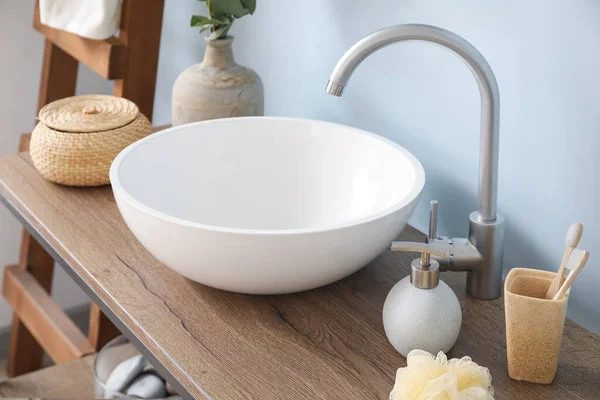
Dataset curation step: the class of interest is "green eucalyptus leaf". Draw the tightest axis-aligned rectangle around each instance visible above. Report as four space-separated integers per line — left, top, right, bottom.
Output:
234 8 250 18
240 0 256 14
191 15 226 27
210 0 249 19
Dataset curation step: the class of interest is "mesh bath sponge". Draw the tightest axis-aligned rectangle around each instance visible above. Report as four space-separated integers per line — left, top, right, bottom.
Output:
390 350 494 400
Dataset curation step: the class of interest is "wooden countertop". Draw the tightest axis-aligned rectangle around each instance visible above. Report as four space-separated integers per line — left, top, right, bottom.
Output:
0 153 598 399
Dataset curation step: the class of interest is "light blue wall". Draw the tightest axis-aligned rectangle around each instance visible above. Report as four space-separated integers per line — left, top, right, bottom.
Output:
153 0 600 333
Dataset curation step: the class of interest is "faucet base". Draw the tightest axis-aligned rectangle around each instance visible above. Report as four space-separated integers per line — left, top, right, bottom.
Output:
467 211 505 300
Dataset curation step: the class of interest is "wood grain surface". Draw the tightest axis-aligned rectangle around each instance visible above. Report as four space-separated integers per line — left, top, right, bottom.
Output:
88 302 122 351
112 0 165 121
3 266 94 363
5 34 78 377
0 354 94 398
0 153 598 399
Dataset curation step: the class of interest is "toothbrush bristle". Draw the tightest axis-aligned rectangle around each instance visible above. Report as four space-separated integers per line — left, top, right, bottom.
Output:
566 223 584 247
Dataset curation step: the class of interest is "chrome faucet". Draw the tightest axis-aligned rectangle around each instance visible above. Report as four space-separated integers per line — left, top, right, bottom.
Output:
326 24 505 299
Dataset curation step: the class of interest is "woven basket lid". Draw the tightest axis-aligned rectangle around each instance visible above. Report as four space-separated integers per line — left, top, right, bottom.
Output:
38 95 140 133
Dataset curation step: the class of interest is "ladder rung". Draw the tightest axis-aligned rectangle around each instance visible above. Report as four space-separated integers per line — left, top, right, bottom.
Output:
33 3 127 80
2 265 95 364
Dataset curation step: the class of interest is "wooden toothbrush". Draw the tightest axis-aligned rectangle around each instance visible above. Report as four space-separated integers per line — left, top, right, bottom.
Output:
552 248 590 301
546 223 583 299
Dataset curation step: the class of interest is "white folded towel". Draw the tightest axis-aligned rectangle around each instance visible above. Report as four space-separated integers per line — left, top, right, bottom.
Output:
39 0 122 40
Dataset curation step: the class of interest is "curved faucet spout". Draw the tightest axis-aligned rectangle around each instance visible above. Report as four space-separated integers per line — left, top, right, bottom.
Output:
326 24 500 222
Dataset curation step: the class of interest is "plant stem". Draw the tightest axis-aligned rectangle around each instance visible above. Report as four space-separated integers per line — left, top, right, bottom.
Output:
207 0 215 32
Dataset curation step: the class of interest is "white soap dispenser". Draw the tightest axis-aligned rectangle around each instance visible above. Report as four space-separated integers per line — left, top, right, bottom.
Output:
383 201 462 357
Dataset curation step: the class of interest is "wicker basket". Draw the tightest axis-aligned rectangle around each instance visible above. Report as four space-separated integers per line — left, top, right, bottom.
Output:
31 95 152 187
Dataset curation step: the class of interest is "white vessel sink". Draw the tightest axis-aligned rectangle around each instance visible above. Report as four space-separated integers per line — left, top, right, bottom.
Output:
110 117 425 294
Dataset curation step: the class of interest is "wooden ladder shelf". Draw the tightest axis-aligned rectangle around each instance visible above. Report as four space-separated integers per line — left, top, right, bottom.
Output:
33 5 126 80
3 0 165 379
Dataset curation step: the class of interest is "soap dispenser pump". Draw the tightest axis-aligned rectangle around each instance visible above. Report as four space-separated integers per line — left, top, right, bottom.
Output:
383 201 462 357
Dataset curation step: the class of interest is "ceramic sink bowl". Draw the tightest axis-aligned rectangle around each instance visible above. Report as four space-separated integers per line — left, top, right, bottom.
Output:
110 117 425 294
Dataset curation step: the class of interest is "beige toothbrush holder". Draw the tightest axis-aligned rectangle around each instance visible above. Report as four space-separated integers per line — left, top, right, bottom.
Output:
504 268 570 384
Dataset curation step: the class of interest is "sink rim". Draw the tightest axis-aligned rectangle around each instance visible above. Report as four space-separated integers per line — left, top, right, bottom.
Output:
110 116 425 236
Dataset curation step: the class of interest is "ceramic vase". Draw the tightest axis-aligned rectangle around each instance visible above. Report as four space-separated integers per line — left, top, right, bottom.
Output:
172 36 264 125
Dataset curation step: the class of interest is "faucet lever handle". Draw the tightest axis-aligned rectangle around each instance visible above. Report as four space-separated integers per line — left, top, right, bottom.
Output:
390 242 449 258
422 200 439 266
428 200 439 240
391 200 449 263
